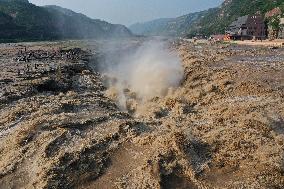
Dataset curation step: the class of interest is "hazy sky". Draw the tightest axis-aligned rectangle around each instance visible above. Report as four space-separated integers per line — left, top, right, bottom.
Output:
29 0 223 26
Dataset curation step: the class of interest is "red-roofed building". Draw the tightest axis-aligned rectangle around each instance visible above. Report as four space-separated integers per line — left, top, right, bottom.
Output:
210 34 231 41
265 7 282 18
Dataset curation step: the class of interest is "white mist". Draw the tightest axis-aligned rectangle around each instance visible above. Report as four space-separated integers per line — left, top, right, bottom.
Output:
101 40 183 109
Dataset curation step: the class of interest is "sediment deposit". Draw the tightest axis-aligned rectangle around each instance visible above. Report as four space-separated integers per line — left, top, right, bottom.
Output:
0 39 283 189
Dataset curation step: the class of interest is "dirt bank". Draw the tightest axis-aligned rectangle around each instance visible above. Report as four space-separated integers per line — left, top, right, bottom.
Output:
231 39 284 47
0 39 283 189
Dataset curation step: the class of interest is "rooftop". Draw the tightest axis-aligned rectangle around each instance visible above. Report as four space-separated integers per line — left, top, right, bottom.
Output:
229 15 249 28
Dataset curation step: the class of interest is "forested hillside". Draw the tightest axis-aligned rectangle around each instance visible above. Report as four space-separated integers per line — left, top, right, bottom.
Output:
130 0 284 37
0 0 132 42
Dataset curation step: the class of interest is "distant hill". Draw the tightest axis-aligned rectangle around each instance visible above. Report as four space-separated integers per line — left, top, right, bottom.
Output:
0 0 132 42
191 0 284 36
129 11 206 36
129 18 174 36
130 0 284 37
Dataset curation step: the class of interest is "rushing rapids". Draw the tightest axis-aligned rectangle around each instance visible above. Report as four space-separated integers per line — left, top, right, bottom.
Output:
0 39 284 189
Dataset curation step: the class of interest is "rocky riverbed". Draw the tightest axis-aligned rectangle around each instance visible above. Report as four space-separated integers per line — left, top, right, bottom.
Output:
0 39 283 189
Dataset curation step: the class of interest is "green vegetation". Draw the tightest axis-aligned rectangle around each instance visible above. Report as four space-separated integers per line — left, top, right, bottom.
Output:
130 0 284 37
0 0 132 42
188 0 284 36
269 15 281 30
129 11 206 36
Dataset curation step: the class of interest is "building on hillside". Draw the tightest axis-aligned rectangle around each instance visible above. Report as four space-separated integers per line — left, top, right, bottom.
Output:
265 7 283 40
279 18 284 39
209 34 230 41
225 15 266 40
265 7 282 18
193 34 206 39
